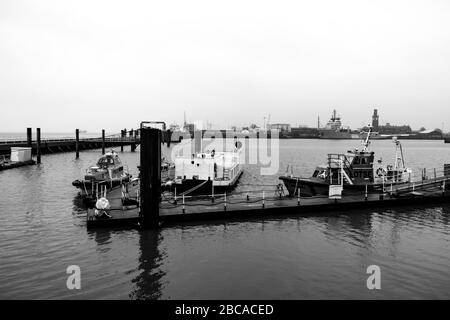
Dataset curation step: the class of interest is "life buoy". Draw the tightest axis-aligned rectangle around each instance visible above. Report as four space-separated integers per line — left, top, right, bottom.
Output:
376 167 387 177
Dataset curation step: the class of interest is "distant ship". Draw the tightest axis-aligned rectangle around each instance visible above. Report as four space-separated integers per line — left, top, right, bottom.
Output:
79 130 87 134
318 110 359 139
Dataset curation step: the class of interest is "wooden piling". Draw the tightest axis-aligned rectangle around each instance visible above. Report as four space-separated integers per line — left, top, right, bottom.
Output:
102 129 105 155
36 128 41 164
120 130 124 152
139 128 161 228
167 130 172 147
75 129 80 158
27 128 32 148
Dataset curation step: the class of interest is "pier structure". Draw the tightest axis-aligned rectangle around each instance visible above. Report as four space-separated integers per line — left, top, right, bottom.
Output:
0 128 145 157
86 174 450 229
86 127 450 229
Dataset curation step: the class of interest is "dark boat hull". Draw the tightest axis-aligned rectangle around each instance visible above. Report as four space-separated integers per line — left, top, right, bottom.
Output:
163 171 243 196
279 176 385 197
0 160 36 171
72 175 131 197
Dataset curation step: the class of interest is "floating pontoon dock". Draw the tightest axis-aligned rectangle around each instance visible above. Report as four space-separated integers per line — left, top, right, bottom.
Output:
86 126 450 229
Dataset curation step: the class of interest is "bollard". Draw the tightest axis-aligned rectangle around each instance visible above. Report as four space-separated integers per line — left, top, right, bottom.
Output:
297 187 300 205
36 128 41 164
174 187 177 205
365 184 368 201
211 184 215 203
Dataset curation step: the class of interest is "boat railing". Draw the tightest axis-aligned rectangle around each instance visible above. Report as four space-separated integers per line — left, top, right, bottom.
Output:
381 166 450 193
162 171 450 207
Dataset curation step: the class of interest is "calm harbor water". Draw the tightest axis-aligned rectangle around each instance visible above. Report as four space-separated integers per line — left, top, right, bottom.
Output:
0 139 449 299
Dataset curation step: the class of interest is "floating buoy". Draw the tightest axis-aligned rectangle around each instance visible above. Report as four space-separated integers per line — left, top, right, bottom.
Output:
96 197 110 210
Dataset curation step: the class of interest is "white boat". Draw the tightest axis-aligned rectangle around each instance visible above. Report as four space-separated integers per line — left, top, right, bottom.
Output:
164 147 243 196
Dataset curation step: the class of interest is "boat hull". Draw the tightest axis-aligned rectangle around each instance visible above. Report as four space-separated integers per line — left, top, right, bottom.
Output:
72 175 131 197
163 171 243 196
279 176 385 197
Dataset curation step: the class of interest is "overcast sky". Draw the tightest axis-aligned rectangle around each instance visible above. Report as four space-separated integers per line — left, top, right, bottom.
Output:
1 0 449 133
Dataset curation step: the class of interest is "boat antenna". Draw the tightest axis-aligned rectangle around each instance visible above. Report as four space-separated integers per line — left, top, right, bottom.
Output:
362 125 372 152
393 137 405 169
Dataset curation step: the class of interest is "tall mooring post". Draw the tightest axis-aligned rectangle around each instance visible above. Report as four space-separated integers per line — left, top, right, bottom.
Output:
139 128 161 228
130 128 136 152
75 129 80 159
27 128 32 148
101 129 105 155
120 129 125 152
166 130 172 147
36 128 41 164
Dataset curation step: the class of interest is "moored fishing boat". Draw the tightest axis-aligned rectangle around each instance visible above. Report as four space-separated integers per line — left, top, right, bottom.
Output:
280 128 413 197
72 150 131 198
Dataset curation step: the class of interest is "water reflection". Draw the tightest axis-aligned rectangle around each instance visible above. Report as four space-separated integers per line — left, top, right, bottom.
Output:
87 229 113 254
441 206 450 226
72 195 88 213
129 230 165 300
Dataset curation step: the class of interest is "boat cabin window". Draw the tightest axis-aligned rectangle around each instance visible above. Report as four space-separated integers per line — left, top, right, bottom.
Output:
353 157 368 165
97 156 114 166
313 169 327 179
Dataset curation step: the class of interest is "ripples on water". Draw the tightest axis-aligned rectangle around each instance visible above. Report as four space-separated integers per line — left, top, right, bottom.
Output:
0 140 449 299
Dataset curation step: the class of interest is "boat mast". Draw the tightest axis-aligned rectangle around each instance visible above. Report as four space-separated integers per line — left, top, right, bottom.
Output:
362 126 372 152
393 137 405 170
